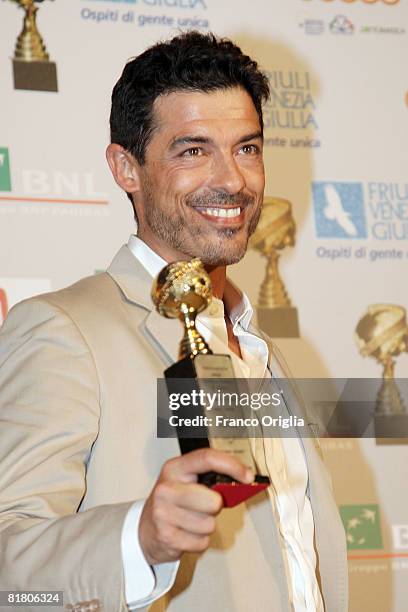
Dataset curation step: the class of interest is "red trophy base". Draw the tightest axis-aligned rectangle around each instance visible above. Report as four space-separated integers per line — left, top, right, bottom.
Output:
212 481 270 508
198 472 270 508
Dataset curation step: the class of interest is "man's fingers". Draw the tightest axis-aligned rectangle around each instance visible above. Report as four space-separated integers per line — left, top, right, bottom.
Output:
139 520 211 565
140 449 255 565
165 482 224 514
171 528 211 555
169 506 217 536
161 448 254 484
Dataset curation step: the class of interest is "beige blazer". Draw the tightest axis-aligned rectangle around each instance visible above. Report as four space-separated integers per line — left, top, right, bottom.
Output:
0 245 348 612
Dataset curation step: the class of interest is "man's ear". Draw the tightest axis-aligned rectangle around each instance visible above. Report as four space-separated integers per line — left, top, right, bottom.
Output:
106 144 142 195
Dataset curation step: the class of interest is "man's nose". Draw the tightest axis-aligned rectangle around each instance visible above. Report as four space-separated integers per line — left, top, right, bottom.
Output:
209 153 246 194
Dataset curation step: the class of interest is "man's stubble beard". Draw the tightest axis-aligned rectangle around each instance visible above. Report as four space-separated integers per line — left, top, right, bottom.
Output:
140 179 262 266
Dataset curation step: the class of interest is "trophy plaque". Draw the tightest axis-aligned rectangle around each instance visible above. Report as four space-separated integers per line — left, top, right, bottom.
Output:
249 197 300 338
8 0 58 92
152 259 270 508
356 304 408 442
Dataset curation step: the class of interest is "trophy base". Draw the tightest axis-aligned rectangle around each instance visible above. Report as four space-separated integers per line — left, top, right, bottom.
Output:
375 415 408 445
257 306 300 338
13 59 58 92
199 472 270 507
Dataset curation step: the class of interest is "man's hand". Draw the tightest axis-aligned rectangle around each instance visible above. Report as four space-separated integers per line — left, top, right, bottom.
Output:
138 448 254 565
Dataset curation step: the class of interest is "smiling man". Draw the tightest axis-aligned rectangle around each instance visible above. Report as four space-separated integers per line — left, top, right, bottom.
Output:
0 32 348 611
107 86 264 267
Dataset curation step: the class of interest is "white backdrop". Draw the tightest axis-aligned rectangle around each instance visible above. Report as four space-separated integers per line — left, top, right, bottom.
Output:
1 1 408 609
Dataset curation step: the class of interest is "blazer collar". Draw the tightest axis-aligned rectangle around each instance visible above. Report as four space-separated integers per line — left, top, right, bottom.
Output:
107 244 180 364
107 244 153 311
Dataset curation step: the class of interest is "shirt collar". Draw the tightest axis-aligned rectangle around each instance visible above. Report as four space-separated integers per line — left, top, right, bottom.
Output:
223 277 254 333
126 234 254 331
231 292 254 333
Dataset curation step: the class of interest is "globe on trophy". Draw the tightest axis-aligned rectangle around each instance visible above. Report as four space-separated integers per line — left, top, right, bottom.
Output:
249 197 300 338
355 304 408 441
6 0 58 92
152 258 213 360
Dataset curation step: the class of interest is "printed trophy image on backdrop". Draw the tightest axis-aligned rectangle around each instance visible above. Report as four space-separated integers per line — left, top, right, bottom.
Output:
355 304 408 442
151 258 270 508
250 197 300 338
7 0 58 92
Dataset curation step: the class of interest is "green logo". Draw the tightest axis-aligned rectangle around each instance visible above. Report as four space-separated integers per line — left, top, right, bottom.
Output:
340 504 383 550
0 148 12 191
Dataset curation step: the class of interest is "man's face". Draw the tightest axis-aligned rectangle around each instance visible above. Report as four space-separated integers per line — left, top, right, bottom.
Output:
134 87 265 266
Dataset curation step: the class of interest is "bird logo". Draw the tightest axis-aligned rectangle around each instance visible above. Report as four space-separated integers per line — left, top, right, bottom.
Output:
323 184 358 236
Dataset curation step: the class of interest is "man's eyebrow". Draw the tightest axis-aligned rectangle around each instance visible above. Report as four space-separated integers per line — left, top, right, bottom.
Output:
236 131 264 144
169 131 263 150
169 136 212 150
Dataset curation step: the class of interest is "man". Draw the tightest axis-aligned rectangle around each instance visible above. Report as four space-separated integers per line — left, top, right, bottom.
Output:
0 32 348 611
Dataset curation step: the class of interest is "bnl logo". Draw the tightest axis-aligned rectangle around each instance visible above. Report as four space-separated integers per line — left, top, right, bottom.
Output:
0 289 8 325
312 182 368 239
0 148 12 191
340 504 383 550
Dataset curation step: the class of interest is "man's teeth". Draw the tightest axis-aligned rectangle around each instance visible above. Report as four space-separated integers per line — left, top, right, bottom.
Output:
200 207 241 218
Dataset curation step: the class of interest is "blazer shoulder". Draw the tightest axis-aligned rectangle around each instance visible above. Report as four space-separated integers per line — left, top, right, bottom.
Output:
40 272 123 318
0 273 121 342
40 271 119 312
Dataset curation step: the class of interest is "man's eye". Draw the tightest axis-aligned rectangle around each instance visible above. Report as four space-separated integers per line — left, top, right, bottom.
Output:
240 144 259 155
182 147 203 157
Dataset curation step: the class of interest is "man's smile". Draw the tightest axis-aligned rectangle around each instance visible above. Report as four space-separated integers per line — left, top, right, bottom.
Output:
191 205 246 225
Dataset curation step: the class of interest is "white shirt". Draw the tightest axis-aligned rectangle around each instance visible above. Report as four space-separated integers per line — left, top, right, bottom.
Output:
122 235 324 611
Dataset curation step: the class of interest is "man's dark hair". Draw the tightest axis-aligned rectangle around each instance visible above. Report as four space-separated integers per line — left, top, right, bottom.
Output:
110 31 270 168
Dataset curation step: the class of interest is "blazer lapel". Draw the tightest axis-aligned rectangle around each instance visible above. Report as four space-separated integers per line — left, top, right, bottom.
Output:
107 244 180 366
143 309 181 366
107 244 153 311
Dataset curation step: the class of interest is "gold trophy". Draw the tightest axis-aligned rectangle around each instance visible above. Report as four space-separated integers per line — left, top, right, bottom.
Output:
355 304 408 440
152 259 270 508
249 197 300 338
7 0 58 92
